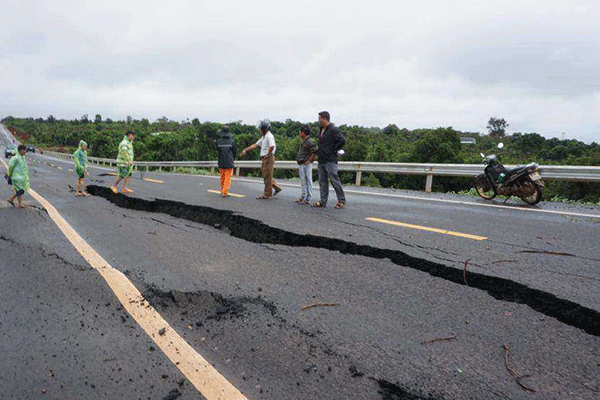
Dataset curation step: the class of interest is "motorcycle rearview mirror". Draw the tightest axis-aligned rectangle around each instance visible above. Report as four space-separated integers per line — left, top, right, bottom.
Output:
497 142 504 149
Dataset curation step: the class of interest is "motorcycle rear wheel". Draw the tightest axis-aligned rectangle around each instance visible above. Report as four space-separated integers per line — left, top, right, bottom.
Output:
521 181 542 205
475 178 496 200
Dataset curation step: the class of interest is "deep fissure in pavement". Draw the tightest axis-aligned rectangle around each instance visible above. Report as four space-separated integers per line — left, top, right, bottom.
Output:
87 185 600 337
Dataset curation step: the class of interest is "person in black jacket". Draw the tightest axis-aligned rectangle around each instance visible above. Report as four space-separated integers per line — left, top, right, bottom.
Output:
216 125 237 197
312 111 346 209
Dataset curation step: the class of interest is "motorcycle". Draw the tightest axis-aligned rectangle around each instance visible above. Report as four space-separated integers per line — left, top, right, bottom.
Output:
475 143 544 205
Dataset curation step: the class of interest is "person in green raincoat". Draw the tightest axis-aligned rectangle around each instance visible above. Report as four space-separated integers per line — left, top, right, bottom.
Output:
7 145 29 208
73 140 89 196
110 131 135 194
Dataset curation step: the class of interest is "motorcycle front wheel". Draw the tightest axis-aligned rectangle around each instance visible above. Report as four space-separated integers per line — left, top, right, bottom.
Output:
521 181 542 205
475 178 496 200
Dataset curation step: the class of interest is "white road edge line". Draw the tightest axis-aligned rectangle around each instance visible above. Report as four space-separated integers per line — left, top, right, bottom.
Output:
203 176 600 220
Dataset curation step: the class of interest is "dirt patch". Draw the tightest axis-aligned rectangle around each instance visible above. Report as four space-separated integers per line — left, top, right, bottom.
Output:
143 284 277 324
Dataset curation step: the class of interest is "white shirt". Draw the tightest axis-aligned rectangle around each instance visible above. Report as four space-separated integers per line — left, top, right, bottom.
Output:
255 131 276 157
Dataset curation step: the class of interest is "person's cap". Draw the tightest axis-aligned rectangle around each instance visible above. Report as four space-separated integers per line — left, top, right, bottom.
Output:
219 125 232 137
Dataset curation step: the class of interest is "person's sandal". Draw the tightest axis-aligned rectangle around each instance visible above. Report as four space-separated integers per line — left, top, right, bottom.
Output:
110 186 118 194
273 188 282 196
311 201 326 207
256 195 270 199
334 201 345 209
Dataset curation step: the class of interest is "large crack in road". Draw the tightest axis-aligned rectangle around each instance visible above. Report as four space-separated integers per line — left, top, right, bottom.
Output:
87 185 600 337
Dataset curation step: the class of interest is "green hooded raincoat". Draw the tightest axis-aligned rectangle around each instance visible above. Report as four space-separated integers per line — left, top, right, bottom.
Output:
73 140 88 178
116 135 134 178
8 153 29 192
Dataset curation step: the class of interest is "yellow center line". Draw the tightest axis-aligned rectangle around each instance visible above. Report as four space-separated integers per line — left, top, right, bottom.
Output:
143 178 164 183
207 190 245 198
57 166 63 170
366 217 488 241
0 158 247 399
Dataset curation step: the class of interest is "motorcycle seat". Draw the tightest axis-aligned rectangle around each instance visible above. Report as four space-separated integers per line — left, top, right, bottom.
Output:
504 166 529 178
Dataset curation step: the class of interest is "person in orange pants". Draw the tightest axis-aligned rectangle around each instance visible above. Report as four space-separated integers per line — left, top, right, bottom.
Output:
219 167 233 196
216 125 236 197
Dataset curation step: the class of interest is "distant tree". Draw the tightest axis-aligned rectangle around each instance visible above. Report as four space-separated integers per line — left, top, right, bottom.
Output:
126 115 133 125
510 133 545 157
81 114 89 123
410 127 462 163
487 117 508 138
106 118 113 124
192 118 200 127
94 114 102 124
47 115 56 124
382 124 401 136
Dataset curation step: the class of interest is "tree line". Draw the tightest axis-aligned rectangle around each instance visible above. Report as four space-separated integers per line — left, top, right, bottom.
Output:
2 115 599 203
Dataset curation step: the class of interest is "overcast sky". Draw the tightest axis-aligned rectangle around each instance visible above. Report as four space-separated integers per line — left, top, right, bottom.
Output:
1 0 599 142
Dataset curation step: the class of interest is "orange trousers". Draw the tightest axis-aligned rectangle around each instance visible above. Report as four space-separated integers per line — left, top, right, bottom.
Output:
219 168 233 196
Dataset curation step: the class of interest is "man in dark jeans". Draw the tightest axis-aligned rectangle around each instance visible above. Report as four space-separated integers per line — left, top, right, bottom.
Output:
312 111 346 209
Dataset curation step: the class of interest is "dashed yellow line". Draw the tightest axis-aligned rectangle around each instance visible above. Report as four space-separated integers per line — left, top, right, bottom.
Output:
143 178 164 184
57 166 63 170
207 189 245 198
366 217 488 241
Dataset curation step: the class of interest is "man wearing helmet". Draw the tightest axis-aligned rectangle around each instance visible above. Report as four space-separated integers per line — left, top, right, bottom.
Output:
240 120 282 199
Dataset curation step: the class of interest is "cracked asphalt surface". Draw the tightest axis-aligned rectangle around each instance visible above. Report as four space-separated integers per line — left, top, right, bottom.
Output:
1 135 600 399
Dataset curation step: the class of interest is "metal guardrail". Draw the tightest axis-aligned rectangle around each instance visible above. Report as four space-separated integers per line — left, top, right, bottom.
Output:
42 151 600 192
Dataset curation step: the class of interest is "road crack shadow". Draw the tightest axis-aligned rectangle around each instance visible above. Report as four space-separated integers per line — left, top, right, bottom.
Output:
86 185 600 337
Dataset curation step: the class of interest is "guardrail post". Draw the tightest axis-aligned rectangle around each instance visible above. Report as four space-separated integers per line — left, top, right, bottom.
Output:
211 167 215 174
236 167 240 177
356 165 362 186
425 174 433 192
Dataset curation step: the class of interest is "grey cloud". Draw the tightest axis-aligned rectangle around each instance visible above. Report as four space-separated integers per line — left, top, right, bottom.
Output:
43 32 324 89
0 33 47 57
439 40 600 96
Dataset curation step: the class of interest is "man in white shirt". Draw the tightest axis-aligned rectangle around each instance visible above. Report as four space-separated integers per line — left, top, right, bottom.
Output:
240 120 283 199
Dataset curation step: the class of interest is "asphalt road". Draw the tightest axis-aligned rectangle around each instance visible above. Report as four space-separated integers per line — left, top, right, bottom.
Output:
1 127 599 399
